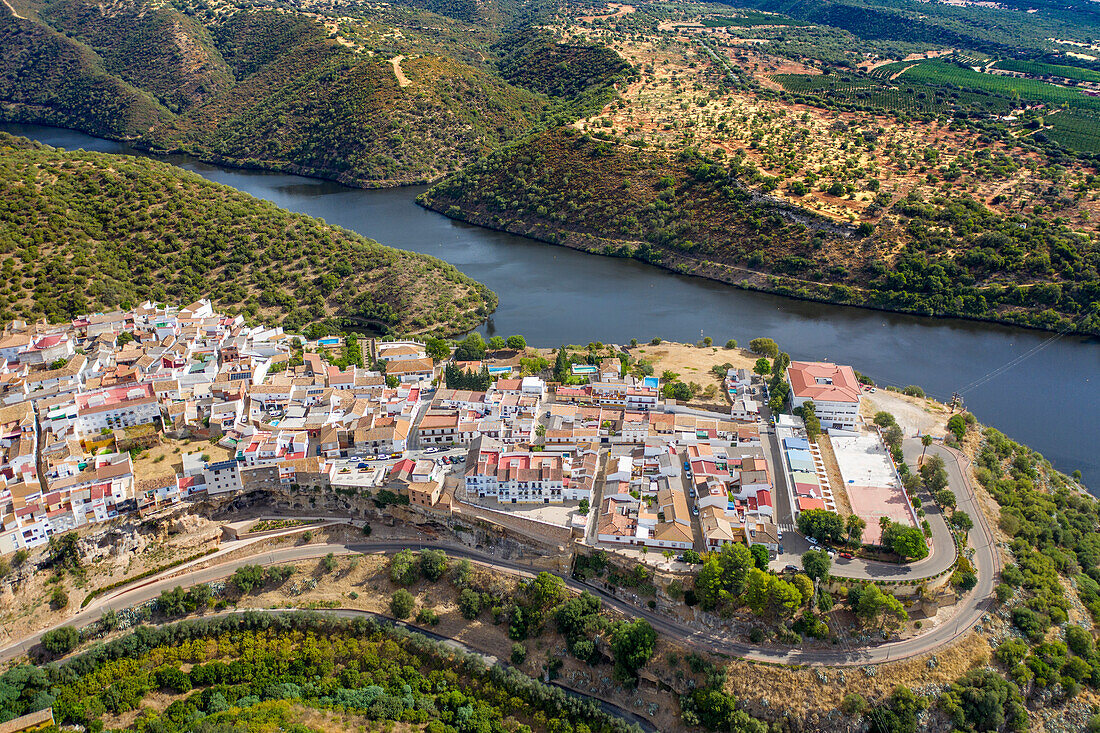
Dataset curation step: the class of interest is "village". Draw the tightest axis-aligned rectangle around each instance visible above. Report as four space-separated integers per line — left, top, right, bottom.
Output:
0 300 923 575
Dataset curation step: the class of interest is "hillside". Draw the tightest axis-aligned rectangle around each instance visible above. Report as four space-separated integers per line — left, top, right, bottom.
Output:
0 0 551 186
150 10 548 186
0 133 495 334
421 126 1100 334
0 12 172 137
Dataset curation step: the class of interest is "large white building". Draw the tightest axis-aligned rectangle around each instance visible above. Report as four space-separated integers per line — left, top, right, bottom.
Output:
74 384 160 437
464 436 569 503
785 361 862 431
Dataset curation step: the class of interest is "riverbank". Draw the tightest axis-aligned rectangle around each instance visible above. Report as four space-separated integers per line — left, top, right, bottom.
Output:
417 191 1094 338
4 122 1097 491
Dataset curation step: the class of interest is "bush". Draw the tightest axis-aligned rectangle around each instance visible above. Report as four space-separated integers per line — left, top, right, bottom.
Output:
41 625 79 655
50 587 68 609
390 549 420 585
231 565 267 594
725 339 737 349
419 549 448 582
511 643 527 665
458 588 481 619
995 583 1014 603
840 692 867 715
416 607 439 625
390 589 415 619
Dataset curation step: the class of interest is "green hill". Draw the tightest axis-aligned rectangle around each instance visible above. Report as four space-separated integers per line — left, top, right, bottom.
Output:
420 126 1100 335
34 0 233 114
150 10 548 187
0 12 172 137
0 133 495 335
0 1 550 186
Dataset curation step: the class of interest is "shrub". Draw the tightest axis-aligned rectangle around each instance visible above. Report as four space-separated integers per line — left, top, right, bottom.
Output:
419 549 448 582
511 643 527 665
416 607 439 625
390 549 420 585
840 692 867 715
41 625 79 655
390 589 415 619
458 588 481 619
50 587 68 609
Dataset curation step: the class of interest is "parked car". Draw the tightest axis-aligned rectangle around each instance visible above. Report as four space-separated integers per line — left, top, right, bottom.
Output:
826 548 837 558
806 536 819 546
839 552 854 560
784 564 799 573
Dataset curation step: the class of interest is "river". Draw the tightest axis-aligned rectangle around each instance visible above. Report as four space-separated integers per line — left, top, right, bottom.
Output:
5 123 1099 489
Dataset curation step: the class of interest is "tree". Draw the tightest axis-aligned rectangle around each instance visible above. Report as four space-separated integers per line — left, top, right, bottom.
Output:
389 549 420 585
849 583 907 628
419 549 448 582
230 564 266 594
454 333 487 361
790 574 814 607
767 577 803 618
725 339 737 349
748 338 779 358
41 626 79 655
321 553 338 573
510 643 527 665
578 498 590 515
385 374 399 388
802 549 831 582
610 619 657 681
947 414 967 441
390 589 415 619
749 544 769 570
753 357 771 376
920 434 933 463
882 522 929 561
950 511 974 533
869 686 926 733
934 488 957 510
506 335 526 350
846 514 866 547
702 336 713 346
458 588 481 619
920 454 949 493
742 568 772 614
424 337 450 361
797 509 845 544
488 336 506 351
939 669 1027 733
50 587 68 610
553 346 570 383
1066 624 1094 657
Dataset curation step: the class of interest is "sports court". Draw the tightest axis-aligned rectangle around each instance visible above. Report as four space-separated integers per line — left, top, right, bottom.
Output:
830 433 915 545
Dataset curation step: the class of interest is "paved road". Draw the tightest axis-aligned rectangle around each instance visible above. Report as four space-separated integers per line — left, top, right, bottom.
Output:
1 451 999 669
768 437 960 582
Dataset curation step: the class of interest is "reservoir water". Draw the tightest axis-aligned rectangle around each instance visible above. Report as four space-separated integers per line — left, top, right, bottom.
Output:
6 123 1099 489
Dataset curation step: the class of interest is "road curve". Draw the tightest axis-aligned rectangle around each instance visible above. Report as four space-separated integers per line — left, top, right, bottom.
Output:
0 441 998 667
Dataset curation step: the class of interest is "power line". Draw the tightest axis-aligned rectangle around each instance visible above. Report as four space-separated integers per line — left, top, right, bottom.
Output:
955 321 1077 396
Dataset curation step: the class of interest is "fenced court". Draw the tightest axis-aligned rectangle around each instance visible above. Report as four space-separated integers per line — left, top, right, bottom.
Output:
830 433 915 545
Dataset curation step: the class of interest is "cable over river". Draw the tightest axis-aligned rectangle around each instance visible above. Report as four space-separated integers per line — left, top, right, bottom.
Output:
6 123 1098 489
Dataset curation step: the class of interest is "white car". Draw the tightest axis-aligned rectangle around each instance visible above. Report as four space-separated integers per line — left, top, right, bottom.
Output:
807 537 819 546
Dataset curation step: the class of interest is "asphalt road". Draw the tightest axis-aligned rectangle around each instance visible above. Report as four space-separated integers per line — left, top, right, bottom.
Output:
1 446 999 669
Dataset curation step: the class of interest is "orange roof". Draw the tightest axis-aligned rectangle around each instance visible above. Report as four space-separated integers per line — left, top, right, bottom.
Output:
786 361 861 403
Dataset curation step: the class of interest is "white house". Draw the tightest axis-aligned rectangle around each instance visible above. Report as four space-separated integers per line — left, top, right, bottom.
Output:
786 361 862 431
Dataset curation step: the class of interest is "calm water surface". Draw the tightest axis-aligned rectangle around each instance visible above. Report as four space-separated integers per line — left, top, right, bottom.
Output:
7 123 1099 489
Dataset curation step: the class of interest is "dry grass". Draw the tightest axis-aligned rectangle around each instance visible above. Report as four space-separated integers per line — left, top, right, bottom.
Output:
131 437 230 482
724 631 991 720
817 435 853 516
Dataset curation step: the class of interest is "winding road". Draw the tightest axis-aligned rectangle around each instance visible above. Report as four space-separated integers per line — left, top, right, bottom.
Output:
0 441 999 668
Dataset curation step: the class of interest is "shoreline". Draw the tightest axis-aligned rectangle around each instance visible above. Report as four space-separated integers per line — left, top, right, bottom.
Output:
8 119 1094 339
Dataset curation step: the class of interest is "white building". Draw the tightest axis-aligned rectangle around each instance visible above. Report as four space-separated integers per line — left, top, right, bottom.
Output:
74 384 160 437
786 361 862 431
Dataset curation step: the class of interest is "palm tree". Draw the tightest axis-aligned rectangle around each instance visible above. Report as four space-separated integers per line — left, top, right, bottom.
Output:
920 434 933 466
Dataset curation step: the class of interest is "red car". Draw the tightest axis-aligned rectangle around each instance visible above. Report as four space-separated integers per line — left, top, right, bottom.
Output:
839 552 853 560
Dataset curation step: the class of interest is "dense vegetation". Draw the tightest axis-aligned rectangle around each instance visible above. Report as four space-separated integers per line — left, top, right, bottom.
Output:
422 127 1100 334
0 133 495 334
2 0 551 186
0 612 645 732
0 12 171 137
494 29 632 115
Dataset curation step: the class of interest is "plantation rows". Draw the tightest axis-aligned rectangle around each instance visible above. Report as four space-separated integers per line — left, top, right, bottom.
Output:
771 74 1016 115
1045 111 1100 153
992 58 1100 85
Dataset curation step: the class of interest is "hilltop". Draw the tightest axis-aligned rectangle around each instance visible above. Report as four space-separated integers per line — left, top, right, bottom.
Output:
422 0 1100 335
0 133 495 334
0 0 551 186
